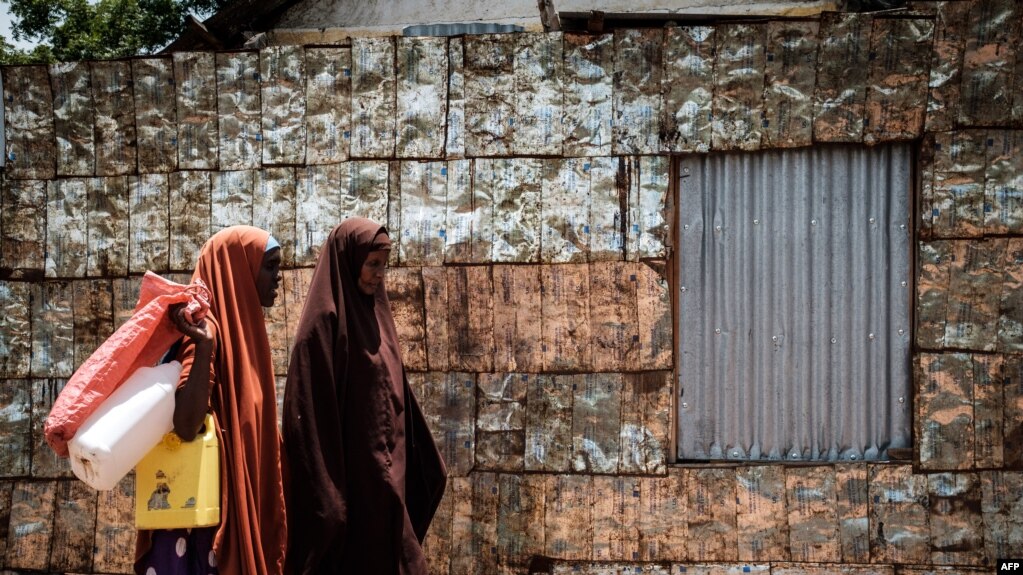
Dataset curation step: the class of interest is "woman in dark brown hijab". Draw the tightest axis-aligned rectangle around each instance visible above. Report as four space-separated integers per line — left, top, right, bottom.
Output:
282 217 447 575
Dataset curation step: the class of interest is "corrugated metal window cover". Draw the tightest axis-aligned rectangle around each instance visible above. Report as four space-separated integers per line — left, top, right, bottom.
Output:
677 144 912 462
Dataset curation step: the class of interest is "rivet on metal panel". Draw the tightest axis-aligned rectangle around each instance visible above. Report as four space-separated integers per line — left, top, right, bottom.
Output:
901 281 907 287
715 328 721 334
682 167 690 175
850 454 857 460
900 224 906 230
680 286 687 292
682 402 689 409
715 225 722 232
771 335 778 342
898 328 905 335
790 452 799 458
732 451 739 457
868 333 875 340
683 224 690 230
811 219 817 226
830 337 837 344
898 397 905 404
753 219 760 225
869 217 876 224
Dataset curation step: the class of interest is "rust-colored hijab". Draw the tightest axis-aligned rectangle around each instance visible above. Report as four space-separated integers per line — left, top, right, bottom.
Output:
137 225 287 575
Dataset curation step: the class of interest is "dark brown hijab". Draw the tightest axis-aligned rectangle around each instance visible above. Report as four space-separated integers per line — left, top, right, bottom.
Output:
282 218 446 575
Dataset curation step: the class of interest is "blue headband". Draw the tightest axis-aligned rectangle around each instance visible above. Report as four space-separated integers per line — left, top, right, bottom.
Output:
266 235 280 252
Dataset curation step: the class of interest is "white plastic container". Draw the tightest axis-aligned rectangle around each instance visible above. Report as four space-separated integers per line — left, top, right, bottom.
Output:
69 361 181 491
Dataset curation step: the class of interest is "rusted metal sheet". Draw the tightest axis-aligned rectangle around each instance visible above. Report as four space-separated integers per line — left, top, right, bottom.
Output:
590 261 639 372
685 467 738 561
132 58 178 173
634 156 669 260
0 282 31 378
448 477 473 574
973 354 1004 468
661 26 714 153
446 266 494 372
491 158 541 263
464 34 516 157
925 1 971 132
50 479 97 572
959 0 1019 127
408 372 475 477
920 133 936 239
49 61 94 176
351 37 396 158
541 264 592 371
0 379 32 476
93 474 135 573
423 484 452 575
772 565 892 575
5 480 56 570
470 472 500 574
216 52 262 170
282 267 313 363
212 170 254 231
72 280 113 372
87 176 129 277
813 12 871 142
868 464 930 563
305 46 351 164
468 158 501 259
712 24 767 151
863 18 933 144
128 173 170 274
526 375 574 473
111 277 140 329
1 178 46 278
295 164 341 266
492 265 543 373
0 481 12 561
945 240 1005 350
254 167 297 267
497 474 544 567
541 157 590 264
31 379 71 477
514 32 563 156
261 45 307 165
785 465 839 562
590 475 632 561
545 474 592 560
45 178 88 278
169 171 211 271
917 353 975 470
442 159 473 263
476 373 527 471
263 281 289 376
735 465 787 562
999 239 1023 352
669 564 768 575
981 470 1023 560
834 463 870 563
613 29 662 155
917 240 952 350
999 356 1023 467
563 33 613 157
421 266 449 372
92 61 136 176
446 38 466 158
589 156 625 261
640 471 687 562
398 161 446 266
339 160 390 225
174 52 219 170
3 65 55 180
928 472 983 566
636 262 671 369
984 130 1023 235
619 371 670 475
386 267 426 372
396 37 448 158
571 373 622 474
31 283 74 378
762 22 818 149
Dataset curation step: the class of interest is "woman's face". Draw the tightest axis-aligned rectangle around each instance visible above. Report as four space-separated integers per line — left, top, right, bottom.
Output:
256 247 283 307
358 249 389 295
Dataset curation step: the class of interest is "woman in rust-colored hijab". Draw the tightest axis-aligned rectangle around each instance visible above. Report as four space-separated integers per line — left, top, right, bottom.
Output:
282 218 446 575
135 225 287 575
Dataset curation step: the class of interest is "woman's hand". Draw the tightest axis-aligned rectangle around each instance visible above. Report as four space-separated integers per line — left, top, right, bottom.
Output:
169 303 214 343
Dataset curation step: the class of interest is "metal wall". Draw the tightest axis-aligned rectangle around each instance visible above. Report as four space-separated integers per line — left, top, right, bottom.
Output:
677 143 913 461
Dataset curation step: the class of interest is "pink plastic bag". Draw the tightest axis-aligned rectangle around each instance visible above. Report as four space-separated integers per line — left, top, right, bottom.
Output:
45 272 210 457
